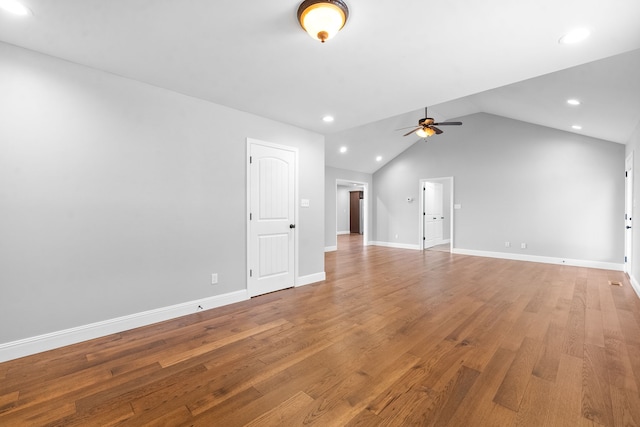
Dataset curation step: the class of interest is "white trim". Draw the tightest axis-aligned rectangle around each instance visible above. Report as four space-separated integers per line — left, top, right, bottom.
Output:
371 241 421 250
296 272 326 287
337 231 351 235
630 273 640 298
325 246 337 252
0 290 249 363
452 248 624 271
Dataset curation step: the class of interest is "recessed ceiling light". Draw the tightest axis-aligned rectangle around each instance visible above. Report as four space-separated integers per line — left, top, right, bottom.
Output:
0 0 31 15
572 125 583 130
567 99 581 106
322 115 334 123
375 156 382 162
339 146 347 153
559 28 590 45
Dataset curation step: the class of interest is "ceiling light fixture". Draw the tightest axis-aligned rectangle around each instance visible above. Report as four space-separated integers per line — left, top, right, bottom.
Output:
375 156 382 162
322 115 335 123
297 0 349 43
559 28 590 44
0 0 31 15
416 127 436 138
339 146 347 153
567 99 581 106
572 125 583 130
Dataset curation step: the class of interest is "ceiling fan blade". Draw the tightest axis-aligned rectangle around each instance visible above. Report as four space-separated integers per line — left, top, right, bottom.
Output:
433 121 462 126
395 125 420 131
430 126 443 135
403 127 422 137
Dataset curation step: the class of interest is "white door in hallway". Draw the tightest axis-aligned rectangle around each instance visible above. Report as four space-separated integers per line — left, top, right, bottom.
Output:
625 153 634 275
248 140 296 297
423 182 443 249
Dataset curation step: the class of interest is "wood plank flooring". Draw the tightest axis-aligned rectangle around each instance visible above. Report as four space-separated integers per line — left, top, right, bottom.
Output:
2 234 640 426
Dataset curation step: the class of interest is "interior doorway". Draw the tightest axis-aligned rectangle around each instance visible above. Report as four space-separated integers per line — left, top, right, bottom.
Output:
336 179 368 250
349 190 363 234
420 177 454 252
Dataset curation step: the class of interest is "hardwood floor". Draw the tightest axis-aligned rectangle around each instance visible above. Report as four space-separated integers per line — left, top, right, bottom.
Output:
2 234 640 426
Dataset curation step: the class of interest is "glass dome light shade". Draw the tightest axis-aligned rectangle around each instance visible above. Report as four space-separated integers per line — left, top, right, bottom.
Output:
298 1 348 43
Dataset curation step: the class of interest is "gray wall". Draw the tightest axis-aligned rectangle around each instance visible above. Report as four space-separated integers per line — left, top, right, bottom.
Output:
325 166 372 249
0 42 325 343
626 122 640 285
374 113 625 263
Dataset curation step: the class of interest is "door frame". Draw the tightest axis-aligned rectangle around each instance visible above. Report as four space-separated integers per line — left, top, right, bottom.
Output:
246 138 299 296
335 179 369 249
419 177 454 251
625 152 634 276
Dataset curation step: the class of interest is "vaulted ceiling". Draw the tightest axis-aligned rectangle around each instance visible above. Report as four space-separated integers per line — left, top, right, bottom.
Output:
1 0 639 173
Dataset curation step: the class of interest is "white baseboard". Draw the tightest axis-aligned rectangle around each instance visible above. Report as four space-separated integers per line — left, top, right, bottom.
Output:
337 231 351 235
452 248 624 271
296 272 326 287
630 273 640 298
0 290 249 363
325 246 337 252
370 241 421 250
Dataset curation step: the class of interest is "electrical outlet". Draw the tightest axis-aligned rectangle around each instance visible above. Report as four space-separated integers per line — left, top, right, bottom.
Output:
505 241 511 248
211 273 218 284
521 243 527 249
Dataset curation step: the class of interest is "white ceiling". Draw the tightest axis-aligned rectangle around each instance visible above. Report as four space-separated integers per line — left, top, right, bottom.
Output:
327 49 640 173
1 0 639 174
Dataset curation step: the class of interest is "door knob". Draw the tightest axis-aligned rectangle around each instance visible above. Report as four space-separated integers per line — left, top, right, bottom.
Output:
627 226 632 229
290 224 296 229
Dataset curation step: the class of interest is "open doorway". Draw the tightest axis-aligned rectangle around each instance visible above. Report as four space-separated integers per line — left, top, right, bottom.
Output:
336 179 368 251
420 177 454 252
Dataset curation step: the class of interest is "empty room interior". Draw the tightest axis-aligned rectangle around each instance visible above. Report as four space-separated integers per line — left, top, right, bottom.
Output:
2 0 640 425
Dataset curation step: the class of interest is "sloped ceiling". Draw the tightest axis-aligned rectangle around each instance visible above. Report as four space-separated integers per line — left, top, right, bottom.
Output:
1 0 639 173
327 49 640 173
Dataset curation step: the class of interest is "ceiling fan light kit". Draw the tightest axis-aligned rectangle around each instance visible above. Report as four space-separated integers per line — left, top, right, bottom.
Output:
297 0 349 43
416 127 436 138
401 107 463 139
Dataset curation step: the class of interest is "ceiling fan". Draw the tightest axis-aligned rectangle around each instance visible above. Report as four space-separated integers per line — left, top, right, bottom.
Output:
400 107 462 138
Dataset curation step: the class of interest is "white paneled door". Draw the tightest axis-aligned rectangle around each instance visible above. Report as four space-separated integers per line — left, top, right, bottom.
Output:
248 141 296 297
625 153 634 275
423 182 444 249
